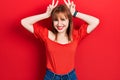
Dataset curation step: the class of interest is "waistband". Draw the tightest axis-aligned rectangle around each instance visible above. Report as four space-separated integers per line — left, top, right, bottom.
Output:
45 69 76 79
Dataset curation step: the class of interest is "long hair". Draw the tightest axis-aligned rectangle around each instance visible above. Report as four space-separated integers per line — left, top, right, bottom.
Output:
51 4 73 41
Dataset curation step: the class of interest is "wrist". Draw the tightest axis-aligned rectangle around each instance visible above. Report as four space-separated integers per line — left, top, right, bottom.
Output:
44 13 51 18
73 11 78 17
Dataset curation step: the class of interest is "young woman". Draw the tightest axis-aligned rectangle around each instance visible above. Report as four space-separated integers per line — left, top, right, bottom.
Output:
21 0 100 80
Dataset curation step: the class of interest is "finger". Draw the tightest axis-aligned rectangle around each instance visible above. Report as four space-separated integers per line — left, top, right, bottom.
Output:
48 5 50 9
71 1 73 4
64 0 68 5
68 0 71 4
47 6 49 10
71 1 75 7
71 1 74 7
52 0 54 6
72 1 75 5
54 0 59 7
50 5 52 8
73 2 76 8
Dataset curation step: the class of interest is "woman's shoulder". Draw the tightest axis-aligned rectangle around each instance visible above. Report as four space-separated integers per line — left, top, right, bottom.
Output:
48 30 56 41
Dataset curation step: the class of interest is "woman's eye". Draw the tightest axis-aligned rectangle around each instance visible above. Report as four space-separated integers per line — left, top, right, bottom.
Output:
61 19 65 21
54 19 58 21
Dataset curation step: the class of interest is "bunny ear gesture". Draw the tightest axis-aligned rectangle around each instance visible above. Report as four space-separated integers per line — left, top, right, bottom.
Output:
64 0 71 7
46 0 59 16
63 0 76 15
52 0 59 8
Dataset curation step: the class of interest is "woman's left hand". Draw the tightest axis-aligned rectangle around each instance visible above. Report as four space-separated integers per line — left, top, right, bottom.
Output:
63 0 76 15
46 0 59 17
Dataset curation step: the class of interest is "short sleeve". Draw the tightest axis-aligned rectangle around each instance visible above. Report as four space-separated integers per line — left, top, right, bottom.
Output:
79 22 89 39
33 23 48 41
73 22 89 40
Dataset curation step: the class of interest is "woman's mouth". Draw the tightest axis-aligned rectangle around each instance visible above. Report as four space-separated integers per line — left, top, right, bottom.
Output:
57 26 64 30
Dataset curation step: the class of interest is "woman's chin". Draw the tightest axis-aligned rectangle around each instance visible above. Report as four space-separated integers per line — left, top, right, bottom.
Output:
57 29 66 33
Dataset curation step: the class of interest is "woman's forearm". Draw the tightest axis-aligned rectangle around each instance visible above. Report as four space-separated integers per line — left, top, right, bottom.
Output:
21 13 50 25
21 12 50 33
76 12 99 25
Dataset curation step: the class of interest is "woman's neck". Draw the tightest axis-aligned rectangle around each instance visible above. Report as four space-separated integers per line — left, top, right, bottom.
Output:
55 32 69 44
57 32 67 37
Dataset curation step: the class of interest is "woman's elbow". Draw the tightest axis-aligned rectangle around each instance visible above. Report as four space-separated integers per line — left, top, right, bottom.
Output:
95 18 100 26
92 18 100 30
87 18 100 33
20 19 34 33
21 19 27 27
21 19 30 28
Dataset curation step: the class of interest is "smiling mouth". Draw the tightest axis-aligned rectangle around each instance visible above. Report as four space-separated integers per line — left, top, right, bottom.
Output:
57 26 64 30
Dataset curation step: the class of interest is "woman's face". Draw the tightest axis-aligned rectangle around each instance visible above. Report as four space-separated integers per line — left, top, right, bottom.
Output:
53 12 69 33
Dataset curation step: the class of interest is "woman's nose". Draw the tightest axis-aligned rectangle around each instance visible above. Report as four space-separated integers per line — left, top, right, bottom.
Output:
58 20 62 26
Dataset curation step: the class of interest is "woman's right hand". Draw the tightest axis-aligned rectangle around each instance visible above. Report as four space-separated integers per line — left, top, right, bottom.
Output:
46 0 59 17
63 0 76 16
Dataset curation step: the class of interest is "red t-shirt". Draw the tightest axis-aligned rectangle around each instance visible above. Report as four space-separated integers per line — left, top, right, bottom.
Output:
33 22 88 74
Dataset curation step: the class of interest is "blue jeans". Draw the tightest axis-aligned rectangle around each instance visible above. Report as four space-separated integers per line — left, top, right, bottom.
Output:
44 69 78 80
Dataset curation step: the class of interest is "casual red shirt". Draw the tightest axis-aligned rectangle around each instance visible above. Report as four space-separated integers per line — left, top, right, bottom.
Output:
33 22 88 74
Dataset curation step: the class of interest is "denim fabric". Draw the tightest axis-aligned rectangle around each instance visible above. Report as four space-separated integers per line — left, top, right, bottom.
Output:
44 69 78 80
